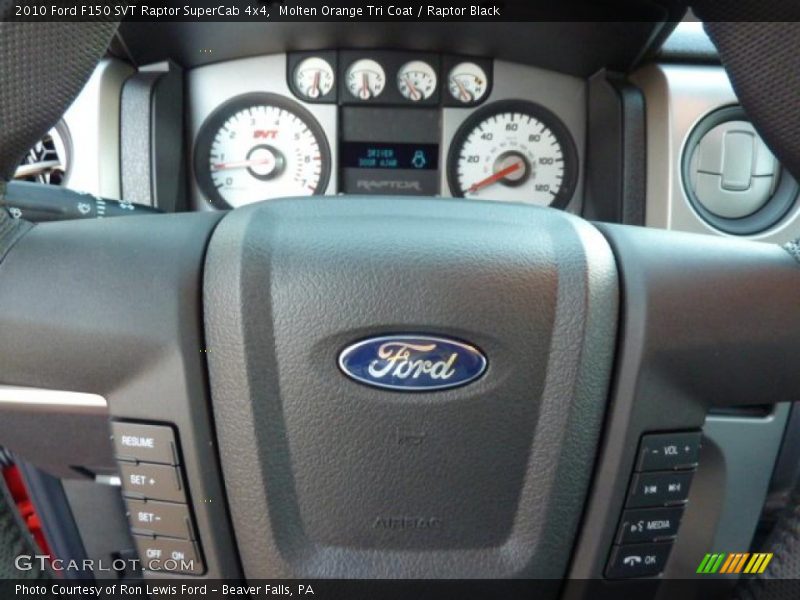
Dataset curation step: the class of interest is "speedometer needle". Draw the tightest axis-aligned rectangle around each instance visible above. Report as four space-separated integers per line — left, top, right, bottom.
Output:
467 161 523 193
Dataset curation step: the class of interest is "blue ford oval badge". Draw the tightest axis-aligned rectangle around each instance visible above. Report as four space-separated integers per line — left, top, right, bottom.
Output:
338 335 487 391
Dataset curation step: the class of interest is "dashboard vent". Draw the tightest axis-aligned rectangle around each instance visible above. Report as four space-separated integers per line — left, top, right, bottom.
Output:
14 122 70 186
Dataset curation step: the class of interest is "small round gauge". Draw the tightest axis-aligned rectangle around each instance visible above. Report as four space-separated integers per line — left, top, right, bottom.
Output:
345 59 386 100
397 60 437 102
448 62 488 104
447 100 577 207
293 57 335 100
194 93 331 208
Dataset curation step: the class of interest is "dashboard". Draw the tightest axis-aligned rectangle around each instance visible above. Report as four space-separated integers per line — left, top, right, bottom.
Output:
186 52 585 212
8 17 800 585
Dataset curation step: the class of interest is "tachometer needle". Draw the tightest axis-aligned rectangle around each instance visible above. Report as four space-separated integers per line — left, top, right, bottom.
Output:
211 158 273 171
467 161 523 194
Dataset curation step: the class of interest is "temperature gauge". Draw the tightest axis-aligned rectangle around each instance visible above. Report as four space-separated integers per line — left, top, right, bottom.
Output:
293 57 335 100
448 62 488 104
397 60 437 102
345 59 386 100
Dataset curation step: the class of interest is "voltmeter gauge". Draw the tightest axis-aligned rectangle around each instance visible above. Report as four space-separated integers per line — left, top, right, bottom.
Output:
397 60 437 102
447 100 578 207
194 93 331 208
447 62 488 104
345 59 386 100
293 57 335 99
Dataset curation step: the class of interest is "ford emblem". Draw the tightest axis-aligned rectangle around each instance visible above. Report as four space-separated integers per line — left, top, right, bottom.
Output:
338 335 487 391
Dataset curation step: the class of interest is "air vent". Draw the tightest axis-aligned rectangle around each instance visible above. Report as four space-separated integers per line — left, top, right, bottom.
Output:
682 106 799 235
14 121 70 186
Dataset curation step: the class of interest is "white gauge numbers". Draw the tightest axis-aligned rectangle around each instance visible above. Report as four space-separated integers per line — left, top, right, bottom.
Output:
448 62 488 104
294 57 335 99
345 59 386 100
196 95 330 208
397 60 437 101
448 102 576 207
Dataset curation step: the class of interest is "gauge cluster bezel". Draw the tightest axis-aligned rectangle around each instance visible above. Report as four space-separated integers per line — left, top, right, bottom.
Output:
188 53 584 212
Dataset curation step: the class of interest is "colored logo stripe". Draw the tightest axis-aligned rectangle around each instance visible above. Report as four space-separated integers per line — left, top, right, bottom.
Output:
697 553 773 575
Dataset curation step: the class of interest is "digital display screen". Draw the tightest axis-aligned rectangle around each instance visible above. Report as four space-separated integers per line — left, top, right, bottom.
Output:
341 142 439 171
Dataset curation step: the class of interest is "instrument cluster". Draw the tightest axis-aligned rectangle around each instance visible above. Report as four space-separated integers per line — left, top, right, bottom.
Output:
189 51 585 211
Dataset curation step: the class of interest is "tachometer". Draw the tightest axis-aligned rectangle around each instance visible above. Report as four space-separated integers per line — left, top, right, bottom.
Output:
447 100 577 207
194 93 331 208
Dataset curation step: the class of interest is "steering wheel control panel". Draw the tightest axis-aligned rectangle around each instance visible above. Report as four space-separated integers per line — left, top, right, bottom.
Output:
605 431 701 579
188 52 586 211
112 421 206 575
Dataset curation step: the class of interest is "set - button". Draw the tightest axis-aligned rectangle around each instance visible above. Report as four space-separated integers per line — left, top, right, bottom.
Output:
605 430 701 579
111 421 205 576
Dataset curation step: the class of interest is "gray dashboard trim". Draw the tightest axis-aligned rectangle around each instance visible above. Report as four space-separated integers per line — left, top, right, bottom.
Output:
632 63 800 243
62 59 133 200
0 386 107 413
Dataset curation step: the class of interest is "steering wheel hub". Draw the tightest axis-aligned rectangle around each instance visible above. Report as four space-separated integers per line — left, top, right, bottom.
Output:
202 197 618 577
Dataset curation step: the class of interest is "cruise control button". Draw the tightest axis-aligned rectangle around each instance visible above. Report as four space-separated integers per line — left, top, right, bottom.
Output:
606 542 673 579
112 422 179 465
627 470 694 508
126 498 195 539
119 462 186 503
133 535 204 575
637 431 701 471
617 506 684 544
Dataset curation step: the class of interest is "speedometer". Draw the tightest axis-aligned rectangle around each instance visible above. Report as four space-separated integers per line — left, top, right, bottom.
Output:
194 93 331 208
447 100 578 207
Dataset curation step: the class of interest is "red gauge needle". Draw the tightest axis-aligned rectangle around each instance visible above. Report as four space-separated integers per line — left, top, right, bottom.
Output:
310 70 321 97
467 161 523 193
405 77 422 101
454 78 471 103
361 73 370 99
211 158 273 171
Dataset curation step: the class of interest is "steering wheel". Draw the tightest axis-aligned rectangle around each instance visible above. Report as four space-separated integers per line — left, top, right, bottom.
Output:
2 6 800 596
